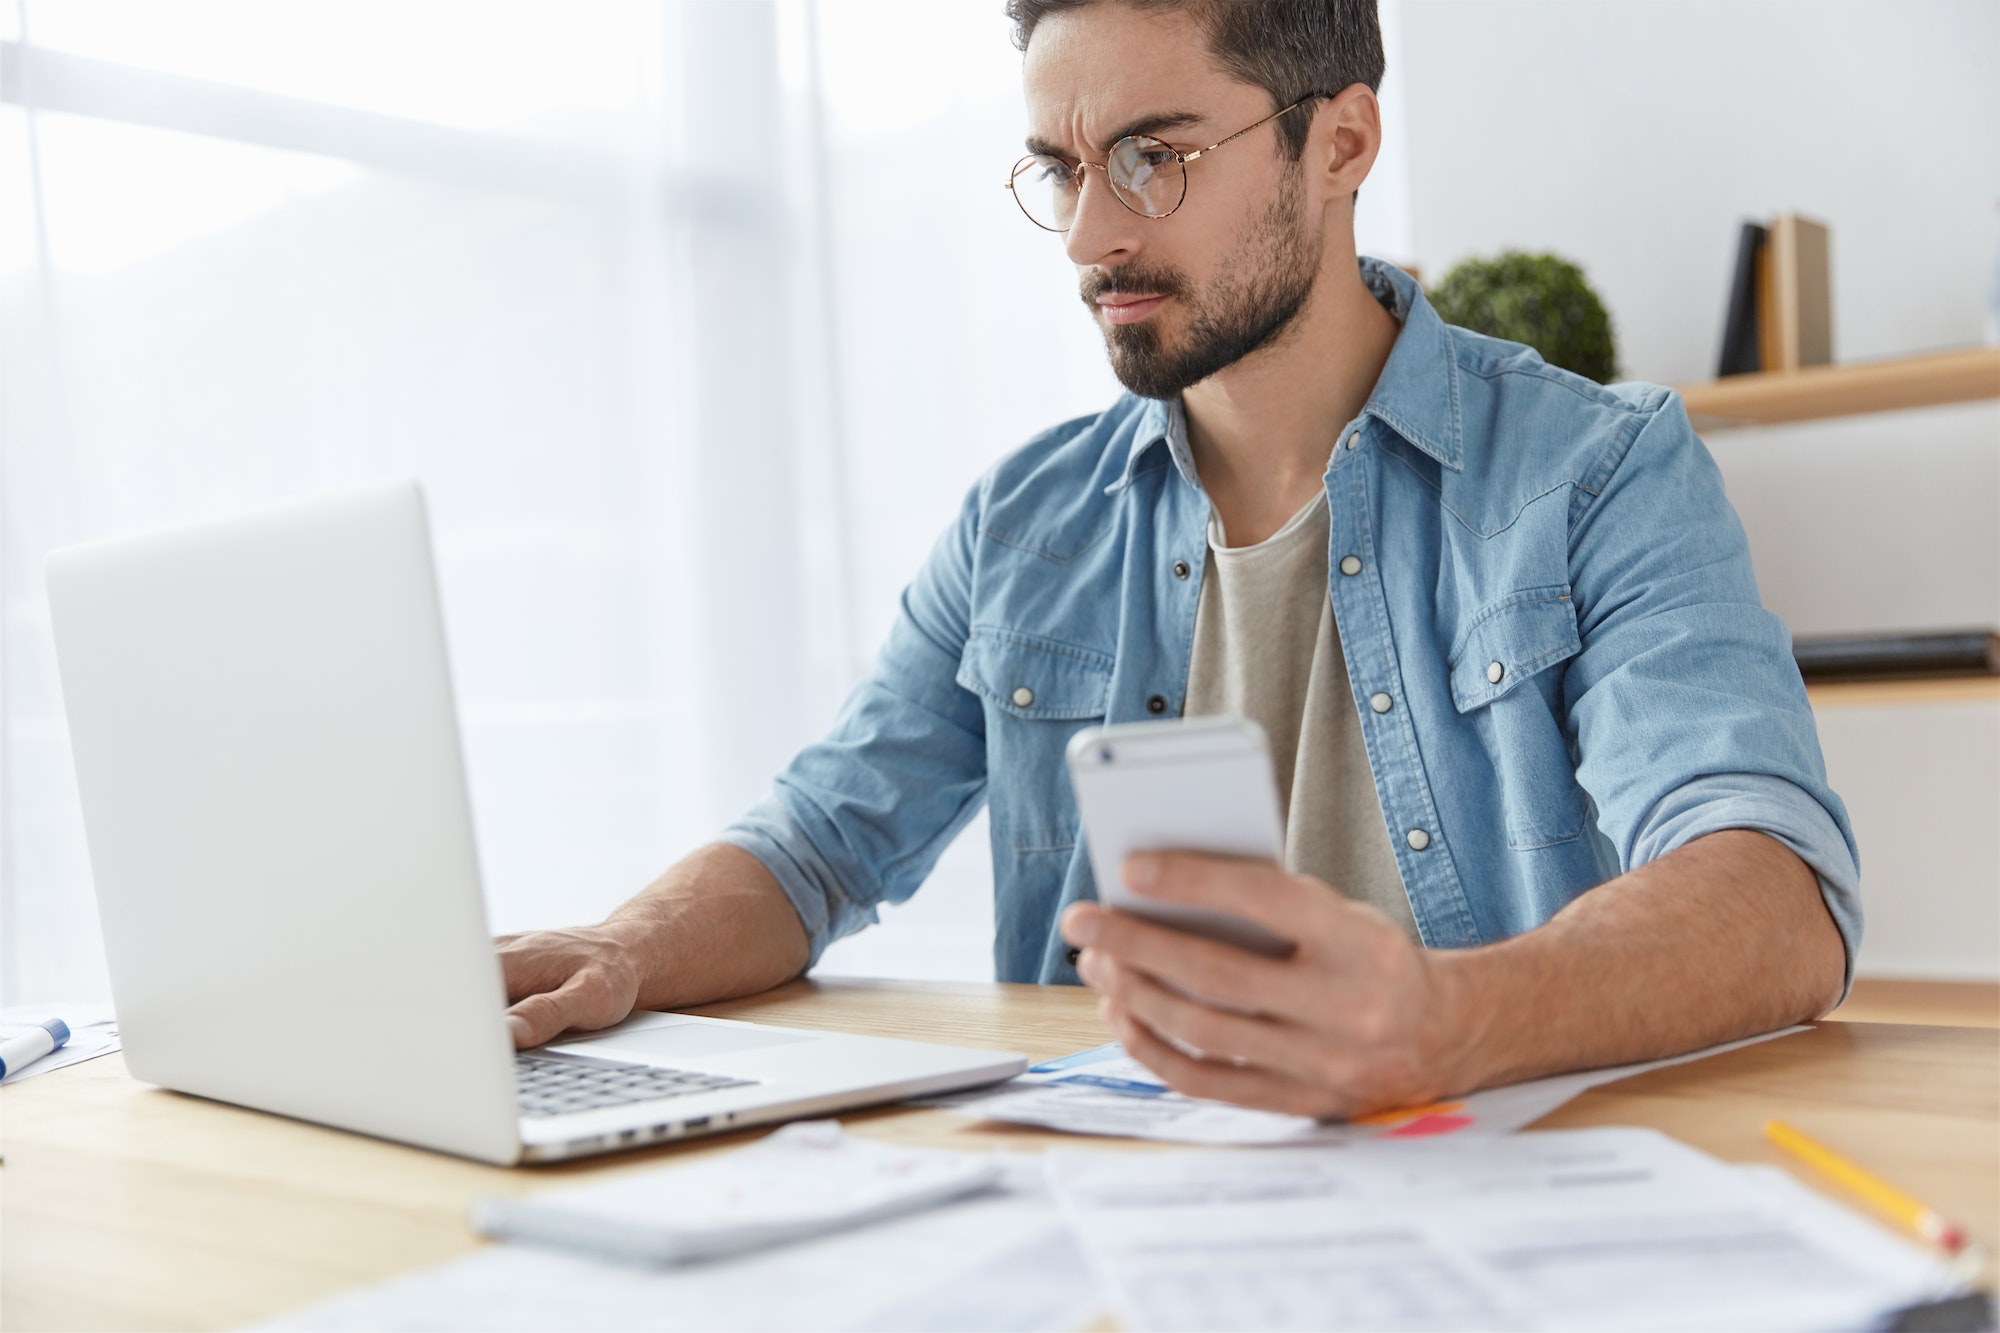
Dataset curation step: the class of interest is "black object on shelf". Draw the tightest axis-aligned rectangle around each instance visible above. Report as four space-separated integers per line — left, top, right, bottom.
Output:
1793 629 2000 682
1717 220 1767 377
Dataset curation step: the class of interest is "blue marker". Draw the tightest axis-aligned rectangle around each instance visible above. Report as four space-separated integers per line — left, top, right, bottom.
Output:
0 1018 70 1080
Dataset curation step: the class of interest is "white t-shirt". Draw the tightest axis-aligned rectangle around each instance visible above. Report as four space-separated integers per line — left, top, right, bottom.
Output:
1184 492 1420 942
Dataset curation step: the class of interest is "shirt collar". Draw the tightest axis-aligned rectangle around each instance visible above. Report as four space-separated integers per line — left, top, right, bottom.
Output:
1106 397 1183 494
1109 258 1464 492
1355 257 1464 472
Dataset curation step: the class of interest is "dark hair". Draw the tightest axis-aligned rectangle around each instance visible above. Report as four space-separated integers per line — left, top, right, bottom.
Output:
1003 0 1384 160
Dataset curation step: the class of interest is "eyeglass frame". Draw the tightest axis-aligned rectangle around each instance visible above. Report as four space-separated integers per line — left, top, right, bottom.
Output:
1004 93 1330 233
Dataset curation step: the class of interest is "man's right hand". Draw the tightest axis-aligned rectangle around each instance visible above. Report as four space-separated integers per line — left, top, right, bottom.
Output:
493 843 813 1050
497 924 648 1048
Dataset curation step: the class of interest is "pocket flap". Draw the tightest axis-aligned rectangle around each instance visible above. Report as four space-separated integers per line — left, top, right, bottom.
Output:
1449 591 1580 712
957 628 1114 720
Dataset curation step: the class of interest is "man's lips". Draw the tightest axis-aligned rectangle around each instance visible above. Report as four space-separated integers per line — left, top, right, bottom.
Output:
1096 292 1167 326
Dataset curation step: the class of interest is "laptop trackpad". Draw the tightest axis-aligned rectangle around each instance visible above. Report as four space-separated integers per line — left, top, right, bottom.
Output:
583 1024 813 1062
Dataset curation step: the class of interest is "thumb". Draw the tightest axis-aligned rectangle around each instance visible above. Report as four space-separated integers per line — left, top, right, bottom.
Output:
506 975 592 1049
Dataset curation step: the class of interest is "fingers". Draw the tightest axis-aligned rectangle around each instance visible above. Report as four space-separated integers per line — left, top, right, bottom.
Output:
1101 1000 1346 1119
1122 852 1331 941
1115 856 1418 993
1065 902 1300 1015
504 967 634 1048
500 964 592 1048
497 928 641 1047
1083 951 1316 1084
496 926 630 1004
496 932 579 1002
1069 866 1448 1119
505 974 589 1048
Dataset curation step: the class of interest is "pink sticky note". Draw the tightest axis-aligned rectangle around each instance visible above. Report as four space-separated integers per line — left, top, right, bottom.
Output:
1381 1113 1475 1138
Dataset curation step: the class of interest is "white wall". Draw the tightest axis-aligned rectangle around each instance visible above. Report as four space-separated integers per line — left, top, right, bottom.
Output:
1815 695 1999 980
1704 402 1999 638
1399 0 1998 384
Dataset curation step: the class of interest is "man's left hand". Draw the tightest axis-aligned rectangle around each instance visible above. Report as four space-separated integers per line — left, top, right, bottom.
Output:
1059 851 1475 1119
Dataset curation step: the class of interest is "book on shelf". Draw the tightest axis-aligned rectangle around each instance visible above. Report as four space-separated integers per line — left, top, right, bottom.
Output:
1793 629 2000 683
1717 222 1765 377
1716 213 1832 378
1761 215 1832 372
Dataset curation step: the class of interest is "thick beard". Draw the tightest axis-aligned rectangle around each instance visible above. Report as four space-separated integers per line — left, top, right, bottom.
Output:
1085 179 1319 401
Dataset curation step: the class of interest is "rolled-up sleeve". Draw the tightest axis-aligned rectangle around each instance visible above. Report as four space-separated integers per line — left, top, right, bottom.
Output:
1563 395 1863 990
720 479 990 966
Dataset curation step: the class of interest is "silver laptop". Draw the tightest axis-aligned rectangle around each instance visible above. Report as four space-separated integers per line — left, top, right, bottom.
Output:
45 482 1024 1165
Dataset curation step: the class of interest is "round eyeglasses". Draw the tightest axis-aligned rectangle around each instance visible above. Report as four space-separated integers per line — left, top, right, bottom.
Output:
1005 94 1326 233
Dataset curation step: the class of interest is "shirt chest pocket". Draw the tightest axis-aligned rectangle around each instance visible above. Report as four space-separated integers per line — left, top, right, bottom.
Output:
957 628 1113 850
1448 590 1588 849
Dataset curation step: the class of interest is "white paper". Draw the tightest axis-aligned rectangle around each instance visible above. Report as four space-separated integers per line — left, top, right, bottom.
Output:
0 1003 120 1085
268 1155 1103 1333
1046 1126 1960 1332
473 1121 1004 1264
925 1027 1808 1146
849 1221 1101 1333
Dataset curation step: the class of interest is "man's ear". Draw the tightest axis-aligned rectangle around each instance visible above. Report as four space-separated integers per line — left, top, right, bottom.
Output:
1309 83 1381 205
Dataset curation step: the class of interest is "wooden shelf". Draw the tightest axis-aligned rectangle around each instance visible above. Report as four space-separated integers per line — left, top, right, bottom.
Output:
1678 345 2000 430
1806 675 2000 708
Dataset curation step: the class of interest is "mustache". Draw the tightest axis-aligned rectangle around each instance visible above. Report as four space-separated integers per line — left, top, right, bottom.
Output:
1079 264 1191 304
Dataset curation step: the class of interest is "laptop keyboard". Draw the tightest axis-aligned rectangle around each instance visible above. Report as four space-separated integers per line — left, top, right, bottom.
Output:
514 1050 756 1119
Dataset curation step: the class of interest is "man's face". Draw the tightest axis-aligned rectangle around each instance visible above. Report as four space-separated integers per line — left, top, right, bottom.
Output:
1022 3 1323 399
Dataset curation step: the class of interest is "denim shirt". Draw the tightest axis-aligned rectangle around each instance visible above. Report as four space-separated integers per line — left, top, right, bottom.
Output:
725 260 1861 989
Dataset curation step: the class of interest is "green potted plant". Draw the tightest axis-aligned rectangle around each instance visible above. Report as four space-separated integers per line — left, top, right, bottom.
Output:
1427 251 1619 384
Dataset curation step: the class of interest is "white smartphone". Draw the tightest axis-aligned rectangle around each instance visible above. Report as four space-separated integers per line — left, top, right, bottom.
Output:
1065 716 1295 958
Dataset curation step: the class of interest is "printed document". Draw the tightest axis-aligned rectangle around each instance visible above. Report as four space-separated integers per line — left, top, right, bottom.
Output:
1046 1126 1960 1331
268 1153 1101 1333
926 1028 1806 1145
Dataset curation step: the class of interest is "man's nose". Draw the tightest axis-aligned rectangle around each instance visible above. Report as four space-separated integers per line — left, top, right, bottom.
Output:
1063 167 1141 269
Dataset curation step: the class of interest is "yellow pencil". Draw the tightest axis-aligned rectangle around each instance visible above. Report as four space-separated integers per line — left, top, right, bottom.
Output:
1764 1119 1968 1253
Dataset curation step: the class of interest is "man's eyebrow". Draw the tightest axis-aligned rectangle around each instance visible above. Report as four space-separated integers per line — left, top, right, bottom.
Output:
1024 109 1208 159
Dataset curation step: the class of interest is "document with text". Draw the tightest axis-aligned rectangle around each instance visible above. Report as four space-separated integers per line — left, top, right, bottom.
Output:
268 1153 1101 1333
1046 1126 1959 1331
924 1028 1808 1146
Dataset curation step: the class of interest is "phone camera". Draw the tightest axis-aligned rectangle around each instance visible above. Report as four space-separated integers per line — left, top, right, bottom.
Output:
1098 746 1115 764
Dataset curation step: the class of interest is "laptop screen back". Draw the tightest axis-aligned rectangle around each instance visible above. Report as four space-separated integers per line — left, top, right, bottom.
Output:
47 482 522 1163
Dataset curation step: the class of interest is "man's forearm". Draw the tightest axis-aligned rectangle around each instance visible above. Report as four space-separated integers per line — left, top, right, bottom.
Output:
1434 829 1847 1090
607 843 813 1010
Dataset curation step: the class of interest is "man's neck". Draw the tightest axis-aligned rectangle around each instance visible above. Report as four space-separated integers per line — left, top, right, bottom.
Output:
1182 249 1400 546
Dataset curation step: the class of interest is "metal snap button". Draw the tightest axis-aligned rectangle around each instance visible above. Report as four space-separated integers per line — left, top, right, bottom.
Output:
1146 694 1168 714
1487 661 1505 684
1339 555 1362 576
1344 432 1361 451
1172 559 1191 580
1012 686 1034 707
1370 692 1393 714
1406 828 1432 851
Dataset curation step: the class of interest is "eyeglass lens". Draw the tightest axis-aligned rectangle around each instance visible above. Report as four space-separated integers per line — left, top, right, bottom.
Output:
1009 135 1188 233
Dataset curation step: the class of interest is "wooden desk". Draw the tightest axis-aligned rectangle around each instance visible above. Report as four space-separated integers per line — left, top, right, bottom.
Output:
4 979 1995 1331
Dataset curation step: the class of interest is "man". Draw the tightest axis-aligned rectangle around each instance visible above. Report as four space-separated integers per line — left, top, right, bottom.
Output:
499 0 1858 1118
